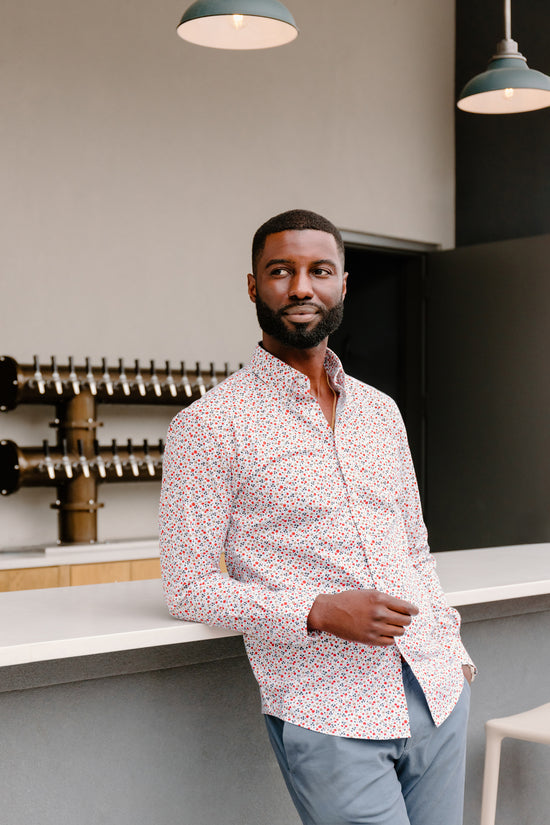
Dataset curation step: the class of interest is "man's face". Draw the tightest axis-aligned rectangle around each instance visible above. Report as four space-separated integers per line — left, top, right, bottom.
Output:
247 229 347 350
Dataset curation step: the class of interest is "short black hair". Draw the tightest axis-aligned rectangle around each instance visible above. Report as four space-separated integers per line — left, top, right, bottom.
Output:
252 209 345 275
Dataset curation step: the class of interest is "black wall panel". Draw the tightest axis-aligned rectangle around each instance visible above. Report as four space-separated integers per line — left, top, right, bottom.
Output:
425 234 550 550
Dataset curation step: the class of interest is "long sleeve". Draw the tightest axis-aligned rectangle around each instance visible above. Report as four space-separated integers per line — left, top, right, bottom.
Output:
159 408 320 647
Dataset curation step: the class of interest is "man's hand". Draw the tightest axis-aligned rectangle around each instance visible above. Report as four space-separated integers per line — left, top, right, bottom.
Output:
462 664 474 684
307 589 419 646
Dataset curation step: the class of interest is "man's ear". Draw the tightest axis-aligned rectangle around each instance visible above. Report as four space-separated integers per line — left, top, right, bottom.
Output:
342 271 348 301
247 272 257 303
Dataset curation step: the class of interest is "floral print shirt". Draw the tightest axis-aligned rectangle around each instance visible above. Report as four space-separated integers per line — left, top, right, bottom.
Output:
159 345 473 739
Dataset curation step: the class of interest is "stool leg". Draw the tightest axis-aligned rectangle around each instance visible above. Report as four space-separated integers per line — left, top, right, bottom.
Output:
480 729 504 825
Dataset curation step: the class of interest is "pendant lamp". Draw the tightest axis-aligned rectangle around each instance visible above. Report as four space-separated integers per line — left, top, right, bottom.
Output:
177 0 298 50
457 0 550 114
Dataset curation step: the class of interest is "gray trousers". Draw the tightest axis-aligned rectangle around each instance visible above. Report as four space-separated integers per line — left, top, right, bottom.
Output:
265 661 470 825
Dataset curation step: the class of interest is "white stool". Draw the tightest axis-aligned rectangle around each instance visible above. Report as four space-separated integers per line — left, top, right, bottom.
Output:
480 702 550 825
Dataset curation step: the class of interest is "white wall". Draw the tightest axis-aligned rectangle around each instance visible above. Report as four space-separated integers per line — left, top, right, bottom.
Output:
0 0 455 547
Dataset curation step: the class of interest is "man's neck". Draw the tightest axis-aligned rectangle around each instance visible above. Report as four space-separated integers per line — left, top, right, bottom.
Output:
261 334 329 395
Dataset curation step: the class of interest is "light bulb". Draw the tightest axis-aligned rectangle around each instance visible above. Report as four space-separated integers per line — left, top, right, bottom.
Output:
231 14 245 30
504 87 515 99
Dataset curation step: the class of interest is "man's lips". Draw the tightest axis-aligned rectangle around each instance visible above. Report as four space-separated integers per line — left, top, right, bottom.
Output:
282 306 320 323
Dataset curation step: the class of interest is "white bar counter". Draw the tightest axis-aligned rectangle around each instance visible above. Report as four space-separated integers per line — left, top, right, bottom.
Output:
0 542 548 668
0 542 548 825
0 537 160 569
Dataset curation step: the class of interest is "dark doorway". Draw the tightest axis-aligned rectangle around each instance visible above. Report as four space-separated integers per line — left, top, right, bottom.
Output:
329 244 426 497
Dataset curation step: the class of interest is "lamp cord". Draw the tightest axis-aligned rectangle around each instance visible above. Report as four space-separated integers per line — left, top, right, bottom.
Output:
504 0 511 41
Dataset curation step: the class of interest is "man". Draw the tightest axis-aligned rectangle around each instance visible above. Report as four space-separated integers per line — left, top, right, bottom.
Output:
159 209 475 825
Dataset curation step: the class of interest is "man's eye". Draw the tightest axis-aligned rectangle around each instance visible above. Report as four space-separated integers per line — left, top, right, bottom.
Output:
271 268 290 277
312 268 331 277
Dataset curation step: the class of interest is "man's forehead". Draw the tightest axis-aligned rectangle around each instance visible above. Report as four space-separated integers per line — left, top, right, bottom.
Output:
260 229 341 261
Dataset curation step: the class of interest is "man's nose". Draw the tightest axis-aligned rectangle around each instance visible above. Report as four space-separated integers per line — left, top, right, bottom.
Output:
288 269 313 300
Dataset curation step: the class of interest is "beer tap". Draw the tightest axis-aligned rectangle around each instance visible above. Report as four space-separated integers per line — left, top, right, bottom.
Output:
180 362 192 398
224 362 231 380
60 437 73 479
118 358 130 396
195 362 206 397
207 362 218 390
143 439 156 477
164 360 178 398
126 438 140 477
111 439 123 477
93 439 107 479
2 351 218 546
51 356 64 396
150 360 162 398
42 439 56 480
134 359 146 397
33 356 46 395
85 357 97 396
77 438 90 478
68 356 80 395
102 358 114 396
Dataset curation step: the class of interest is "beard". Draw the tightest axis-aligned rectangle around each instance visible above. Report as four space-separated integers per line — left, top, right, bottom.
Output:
254 294 344 349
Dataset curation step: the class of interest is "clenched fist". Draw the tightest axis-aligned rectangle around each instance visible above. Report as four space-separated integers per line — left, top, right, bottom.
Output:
307 589 419 646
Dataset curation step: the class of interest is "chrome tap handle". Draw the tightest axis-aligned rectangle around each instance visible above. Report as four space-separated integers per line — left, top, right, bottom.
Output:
127 438 140 477
165 360 178 398
85 357 97 396
118 358 130 396
180 362 192 398
102 357 114 396
51 356 63 395
134 359 147 397
33 356 46 395
150 360 162 397
111 438 123 477
77 438 90 478
68 356 80 395
207 362 218 390
42 439 56 480
60 437 73 479
195 362 206 397
143 438 156 477
93 439 107 479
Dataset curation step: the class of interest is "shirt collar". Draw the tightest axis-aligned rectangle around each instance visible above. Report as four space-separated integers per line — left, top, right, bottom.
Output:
247 343 346 398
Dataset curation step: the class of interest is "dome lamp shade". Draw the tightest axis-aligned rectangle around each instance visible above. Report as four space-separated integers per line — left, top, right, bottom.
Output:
457 0 550 114
177 0 298 50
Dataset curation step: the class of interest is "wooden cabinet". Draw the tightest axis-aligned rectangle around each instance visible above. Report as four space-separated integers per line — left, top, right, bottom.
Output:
0 566 64 592
130 558 163 581
0 557 162 592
